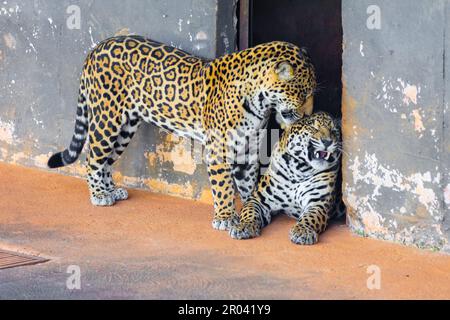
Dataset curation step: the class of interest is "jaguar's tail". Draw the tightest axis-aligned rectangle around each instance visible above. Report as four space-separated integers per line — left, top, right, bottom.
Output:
48 88 88 169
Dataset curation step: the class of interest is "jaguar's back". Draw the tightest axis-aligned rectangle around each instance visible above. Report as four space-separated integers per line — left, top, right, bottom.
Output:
83 35 207 141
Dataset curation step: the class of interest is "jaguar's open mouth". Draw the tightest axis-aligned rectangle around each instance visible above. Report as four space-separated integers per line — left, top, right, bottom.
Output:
314 150 330 160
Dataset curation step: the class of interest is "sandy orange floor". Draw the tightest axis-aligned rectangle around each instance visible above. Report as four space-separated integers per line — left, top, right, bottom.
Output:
0 162 449 299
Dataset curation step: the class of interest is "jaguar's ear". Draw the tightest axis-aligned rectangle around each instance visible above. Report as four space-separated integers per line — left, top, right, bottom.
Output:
275 61 294 81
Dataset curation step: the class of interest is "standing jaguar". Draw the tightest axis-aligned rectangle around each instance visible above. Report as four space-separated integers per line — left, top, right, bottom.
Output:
47 35 317 231
229 112 342 244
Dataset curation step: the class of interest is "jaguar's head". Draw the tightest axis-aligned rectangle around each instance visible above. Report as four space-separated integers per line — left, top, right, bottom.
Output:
262 42 317 126
283 112 341 172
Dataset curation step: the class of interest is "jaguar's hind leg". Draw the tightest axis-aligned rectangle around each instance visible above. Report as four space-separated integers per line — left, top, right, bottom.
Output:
103 114 142 201
87 159 115 206
86 113 122 206
103 164 128 201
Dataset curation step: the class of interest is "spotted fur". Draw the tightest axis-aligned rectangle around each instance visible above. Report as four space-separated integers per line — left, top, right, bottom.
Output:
47 35 316 230
229 112 342 244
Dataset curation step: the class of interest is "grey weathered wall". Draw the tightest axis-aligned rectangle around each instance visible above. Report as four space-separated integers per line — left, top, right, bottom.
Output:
0 0 236 202
342 0 450 251
443 0 450 241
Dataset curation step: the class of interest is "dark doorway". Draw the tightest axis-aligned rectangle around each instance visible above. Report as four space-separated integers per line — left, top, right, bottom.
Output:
238 0 344 205
242 0 343 118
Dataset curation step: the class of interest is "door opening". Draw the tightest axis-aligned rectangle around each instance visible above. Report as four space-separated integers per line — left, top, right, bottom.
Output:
239 0 343 118
238 0 345 213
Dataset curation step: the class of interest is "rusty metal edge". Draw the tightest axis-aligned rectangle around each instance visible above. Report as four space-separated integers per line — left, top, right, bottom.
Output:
0 249 49 270
239 0 251 50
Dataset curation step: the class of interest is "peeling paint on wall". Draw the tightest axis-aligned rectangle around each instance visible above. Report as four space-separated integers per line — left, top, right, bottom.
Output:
342 0 449 251
0 118 16 145
411 109 425 133
444 184 450 206
145 135 198 176
114 28 130 36
348 153 440 220
3 33 16 49
146 179 195 199
403 84 418 105
0 3 21 18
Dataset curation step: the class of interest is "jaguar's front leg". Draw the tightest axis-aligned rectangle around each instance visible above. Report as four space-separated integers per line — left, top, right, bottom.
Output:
229 196 267 239
207 162 236 231
290 207 329 245
230 175 272 240
232 163 260 203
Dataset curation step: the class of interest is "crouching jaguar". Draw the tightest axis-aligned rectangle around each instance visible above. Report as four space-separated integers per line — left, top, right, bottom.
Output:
47 35 316 231
229 112 343 245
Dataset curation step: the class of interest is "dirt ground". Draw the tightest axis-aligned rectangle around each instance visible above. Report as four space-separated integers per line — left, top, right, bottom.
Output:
0 162 449 299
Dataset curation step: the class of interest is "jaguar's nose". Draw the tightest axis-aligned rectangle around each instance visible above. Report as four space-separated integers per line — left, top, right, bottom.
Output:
322 139 332 148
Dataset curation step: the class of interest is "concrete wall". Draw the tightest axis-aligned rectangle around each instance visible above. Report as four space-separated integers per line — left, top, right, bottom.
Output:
0 0 236 202
342 0 450 251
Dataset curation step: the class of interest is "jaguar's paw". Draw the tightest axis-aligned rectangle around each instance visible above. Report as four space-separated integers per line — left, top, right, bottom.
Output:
212 216 233 231
229 220 261 240
112 188 128 201
289 225 319 245
90 192 115 207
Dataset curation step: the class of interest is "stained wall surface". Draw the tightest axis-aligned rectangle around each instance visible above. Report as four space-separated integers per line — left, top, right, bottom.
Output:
342 0 450 251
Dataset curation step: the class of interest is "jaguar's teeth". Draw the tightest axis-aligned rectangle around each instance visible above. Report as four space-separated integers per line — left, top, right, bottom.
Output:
314 151 330 160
